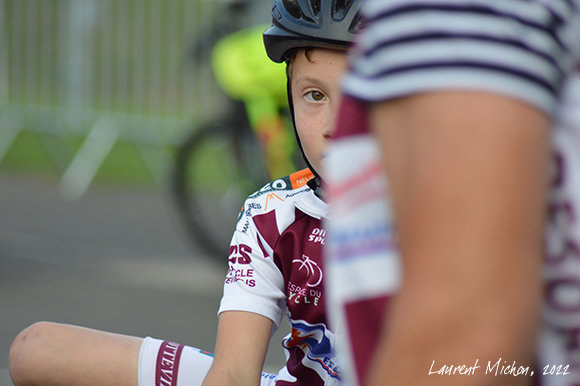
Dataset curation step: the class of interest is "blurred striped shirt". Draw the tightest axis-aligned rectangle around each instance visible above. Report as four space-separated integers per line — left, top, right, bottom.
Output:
343 0 580 116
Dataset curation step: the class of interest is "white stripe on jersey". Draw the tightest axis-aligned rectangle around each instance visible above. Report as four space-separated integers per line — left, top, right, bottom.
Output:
354 37 560 78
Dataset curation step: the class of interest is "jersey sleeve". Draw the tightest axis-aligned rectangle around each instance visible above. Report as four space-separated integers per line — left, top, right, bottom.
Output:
344 0 580 116
218 195 287 331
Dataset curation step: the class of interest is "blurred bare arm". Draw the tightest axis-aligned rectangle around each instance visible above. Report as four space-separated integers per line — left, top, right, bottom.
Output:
367 91 550 386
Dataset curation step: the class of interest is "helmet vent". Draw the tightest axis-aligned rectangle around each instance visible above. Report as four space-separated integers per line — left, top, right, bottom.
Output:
282 0 321 21
333 0 350 20
282 0 302 19
311 0 321 16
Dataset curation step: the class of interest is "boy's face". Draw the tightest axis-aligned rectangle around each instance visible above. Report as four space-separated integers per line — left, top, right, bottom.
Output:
291 48 348 177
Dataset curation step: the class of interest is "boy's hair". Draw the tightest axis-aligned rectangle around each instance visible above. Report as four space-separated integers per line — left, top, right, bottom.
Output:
285 48 314 80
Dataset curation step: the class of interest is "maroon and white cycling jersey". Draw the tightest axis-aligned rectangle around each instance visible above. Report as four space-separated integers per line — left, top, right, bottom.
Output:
324 98 398 386
218 168 340 386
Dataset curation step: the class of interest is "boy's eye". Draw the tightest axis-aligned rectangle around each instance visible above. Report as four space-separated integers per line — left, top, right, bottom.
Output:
306 91 326 102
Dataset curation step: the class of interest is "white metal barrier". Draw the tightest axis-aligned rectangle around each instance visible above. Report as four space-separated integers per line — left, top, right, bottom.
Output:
0 0 269 199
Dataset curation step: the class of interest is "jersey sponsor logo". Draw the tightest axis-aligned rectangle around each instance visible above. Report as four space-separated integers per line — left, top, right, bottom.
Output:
308 228 326 245
241 219 250 234
237 202 262 231
293 254 323 288
285 187 309 199
225 244 256 287
288 281 322 306
225 267 256 287
228 244 252 265
284 320 340 380
289 168 315 189
249 169 314 199
264 192 284 211
155 341 184 386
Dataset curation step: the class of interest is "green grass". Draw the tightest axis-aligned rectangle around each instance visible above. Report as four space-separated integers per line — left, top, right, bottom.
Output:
94 141 158 187
1 130 160 188
1 131 57 175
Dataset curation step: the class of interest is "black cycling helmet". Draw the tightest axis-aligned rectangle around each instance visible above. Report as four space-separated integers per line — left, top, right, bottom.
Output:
263 0 364 63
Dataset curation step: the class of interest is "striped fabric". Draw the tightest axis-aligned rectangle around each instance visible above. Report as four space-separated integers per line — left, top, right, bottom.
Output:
343 0 580 115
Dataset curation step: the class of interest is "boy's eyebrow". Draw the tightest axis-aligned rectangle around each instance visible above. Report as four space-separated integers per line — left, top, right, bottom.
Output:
293 75 327 89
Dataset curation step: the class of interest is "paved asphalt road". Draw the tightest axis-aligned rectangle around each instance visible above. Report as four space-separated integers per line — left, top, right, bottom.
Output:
0 172 287 385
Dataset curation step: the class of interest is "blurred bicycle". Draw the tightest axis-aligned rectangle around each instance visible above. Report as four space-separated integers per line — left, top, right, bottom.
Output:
172 22 304 261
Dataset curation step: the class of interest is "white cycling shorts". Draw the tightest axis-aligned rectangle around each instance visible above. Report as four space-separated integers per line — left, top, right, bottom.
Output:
138 337 279 386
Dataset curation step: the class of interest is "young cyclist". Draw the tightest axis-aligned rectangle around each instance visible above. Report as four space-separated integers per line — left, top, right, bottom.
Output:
8 1 363 385
324 1 580 386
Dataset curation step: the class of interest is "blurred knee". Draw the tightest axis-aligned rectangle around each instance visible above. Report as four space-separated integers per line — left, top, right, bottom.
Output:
9 321 62 385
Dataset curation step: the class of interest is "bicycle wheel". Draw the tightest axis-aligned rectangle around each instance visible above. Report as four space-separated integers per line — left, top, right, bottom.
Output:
172 118 269 262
